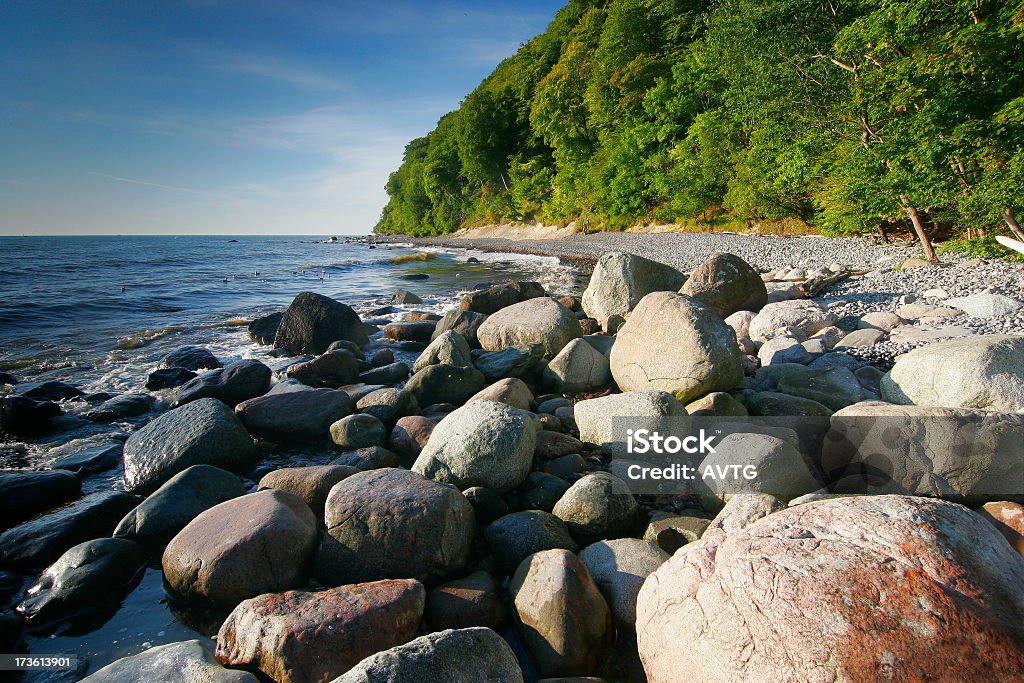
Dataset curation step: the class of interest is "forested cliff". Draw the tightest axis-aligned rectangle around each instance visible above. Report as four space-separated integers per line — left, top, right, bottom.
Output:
374 0 1024 258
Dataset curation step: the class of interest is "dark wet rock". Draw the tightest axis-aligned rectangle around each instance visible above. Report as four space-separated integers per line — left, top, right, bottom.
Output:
80 639 259 683
332 446 402 471
162 346 221 371
258 464 360 518
473 345 544 382
334 626 523 683
236 386 351 441
391 289 423 304
520 472 572 513
0 611 20 654
544 453 585 479
50 442 122 475
356 388 419 429
0 396 62 436
285 350 361 388
163 489 319 607
248 311 285 345
462 487 509 526
370 349 395 367
511 549 612 678
16 537 148 625
485 510 579 576
171 359 272 408
328 339 364 356
400 273 429 281
123 397 257 494
82 392 155 422
215 579 425 683
359 361 410 385
0 571 22 603
460 281 546 315
389 415 438 463
404 364 486 407
82 391 115 404
145 367 197 391
314 468 475 585
0 372 17 385
114 465 247 548
0 490 140 570
433 309 489 348
0 469 81 529
274 292 369 355
383 321 436 343
16 380 84 401
425 570 510 633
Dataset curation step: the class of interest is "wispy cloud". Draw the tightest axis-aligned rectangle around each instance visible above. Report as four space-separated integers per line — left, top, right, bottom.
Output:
186 45 345 92
88 172 212 196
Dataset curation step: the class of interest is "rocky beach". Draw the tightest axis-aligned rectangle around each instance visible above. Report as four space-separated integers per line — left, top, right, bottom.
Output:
1 231 1024 682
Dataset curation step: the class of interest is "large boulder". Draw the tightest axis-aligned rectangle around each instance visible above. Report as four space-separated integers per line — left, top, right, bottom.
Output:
122 398 257 494
510 549 612 678
880 335 1024 411
822 402 1024 500
81 640 258 683
460 281 546 315
413 400 538 492
16 537 148 625
171 359 272 408
747 300 837 341
412 330 473 373
0 469 80 529
314 468 475 585
332 627 524 683
636 495 1024 682
473 345 544 382
581 252 686 329
543 338 611 393
573 390 686 452
274 291 368 355
579 539 668 629
0 395 62 436
610 292 743 404
162 489 319 607
215 579 425 683
383 320 437 343
356 388 419 428
699 432 820 502
477 298 582 357
258 465 360 518
484 511 579 576
404 364 486 407
235 386 351 441
0 491 140 570
680 252 767 318
115 465 246 548
552 473 640 545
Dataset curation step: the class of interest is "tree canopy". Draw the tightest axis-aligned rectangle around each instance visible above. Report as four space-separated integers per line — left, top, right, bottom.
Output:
374 0 1024 258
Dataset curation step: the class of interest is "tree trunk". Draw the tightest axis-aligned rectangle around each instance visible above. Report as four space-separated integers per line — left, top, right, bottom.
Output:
876 223 889 244
1003 207 1024 242
899 194 937 261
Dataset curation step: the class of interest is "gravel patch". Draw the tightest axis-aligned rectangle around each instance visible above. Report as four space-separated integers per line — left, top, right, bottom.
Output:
382 231 1024 368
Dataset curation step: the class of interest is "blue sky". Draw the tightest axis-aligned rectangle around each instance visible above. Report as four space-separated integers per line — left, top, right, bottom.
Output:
0 0 564 235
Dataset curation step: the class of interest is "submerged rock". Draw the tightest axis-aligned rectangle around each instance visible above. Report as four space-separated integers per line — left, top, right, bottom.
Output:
0 469 81 529
16 537 148 625
162 346 221 371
